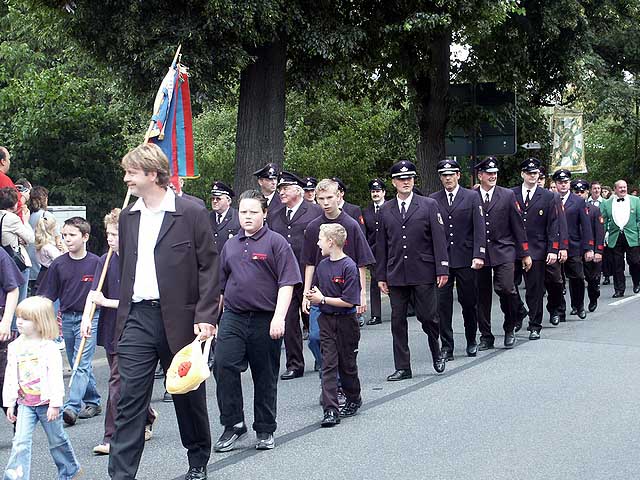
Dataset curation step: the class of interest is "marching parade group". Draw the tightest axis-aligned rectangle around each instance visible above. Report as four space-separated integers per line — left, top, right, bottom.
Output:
1 142 639 480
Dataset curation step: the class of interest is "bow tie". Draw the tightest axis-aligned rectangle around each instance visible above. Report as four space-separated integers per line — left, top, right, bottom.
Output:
617 197 625 202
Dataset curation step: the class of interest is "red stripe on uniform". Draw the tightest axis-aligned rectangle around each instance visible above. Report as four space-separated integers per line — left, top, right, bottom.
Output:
588 240 594 245
522 242 529 251
552 241 559 249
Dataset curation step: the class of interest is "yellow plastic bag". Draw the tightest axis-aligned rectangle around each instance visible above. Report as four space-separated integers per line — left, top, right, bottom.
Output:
166 335 213 395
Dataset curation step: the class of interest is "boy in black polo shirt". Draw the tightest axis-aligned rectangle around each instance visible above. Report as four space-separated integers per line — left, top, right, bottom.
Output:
306 224 362 427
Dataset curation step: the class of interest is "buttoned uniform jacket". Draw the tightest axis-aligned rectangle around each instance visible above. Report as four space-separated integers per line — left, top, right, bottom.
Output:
375 195 449 286
429 187 486 268
586 203 605 254
209 208 241 255
268 200 323 275
341 201 366 234
511 186 560 261
599 195 640 247
562 192 594 257
477 186 529 267
116 195 220 353
554 193 569 251
362 202 383 254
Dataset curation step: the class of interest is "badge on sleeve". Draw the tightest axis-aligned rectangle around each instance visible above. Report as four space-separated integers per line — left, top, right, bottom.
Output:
479 205 484 216
437 213 443 225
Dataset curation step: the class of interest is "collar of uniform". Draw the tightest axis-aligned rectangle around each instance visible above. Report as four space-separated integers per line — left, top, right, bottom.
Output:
445 185 460 198
216 207 230 221
396 192 414 209
239 225 269 241
131 187 176 214
479 186 495 197
286 197 304 217
338 199 345 209
522 184 537 198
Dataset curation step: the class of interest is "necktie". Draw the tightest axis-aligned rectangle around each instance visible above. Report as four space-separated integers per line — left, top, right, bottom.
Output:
216 213 222 224
484 193 490 204
375 205 379 214
617 197 625 203
287 209 293 222
525 189 531 207
400 201 406 220
448 192 454 206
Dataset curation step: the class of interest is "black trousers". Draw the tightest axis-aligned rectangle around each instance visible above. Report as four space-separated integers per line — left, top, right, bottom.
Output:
612 233 640 293
388 284 441 371
561 256 585 311
319 312 361 412
213 310 282 433
602 247 614 277
477 263 518 342
515 260 546 332
584 260 602 302
283 284 305 372
545 261 564 318
437 266 478 351
368 265 382 319
109 304 211 480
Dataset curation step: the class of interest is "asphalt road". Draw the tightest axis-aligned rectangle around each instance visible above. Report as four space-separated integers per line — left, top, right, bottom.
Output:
2 277 640 480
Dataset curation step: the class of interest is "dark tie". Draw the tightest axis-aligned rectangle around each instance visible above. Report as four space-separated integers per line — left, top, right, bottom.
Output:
400 201 406 220
375 205 379 214
216 213 222 224
287 209 293 222
617 197 625 203
525 189 531 207
448 192 454 206
484 193 490 205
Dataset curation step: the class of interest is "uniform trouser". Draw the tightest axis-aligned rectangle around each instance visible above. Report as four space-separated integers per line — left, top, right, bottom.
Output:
612 233 640 293
388 284 441 371
437 267 478 351
584 260 602 302
562 256 585 311
214 310 282 434
319 313 361 412
515 260 546 332
545 261 564 318
283 284 305 372
602 247 614 277
477 263 518 342
109 304 211 480
368 265 382 319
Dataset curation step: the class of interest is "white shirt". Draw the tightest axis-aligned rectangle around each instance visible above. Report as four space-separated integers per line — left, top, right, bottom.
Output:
612 195 631 230
215 208 229 224
285 198 304 220
445 185 460 205
265 191 276 205
521 184 537 204
561 192 570 205
479 186 496 203
131 188 176 302
396 192 414 212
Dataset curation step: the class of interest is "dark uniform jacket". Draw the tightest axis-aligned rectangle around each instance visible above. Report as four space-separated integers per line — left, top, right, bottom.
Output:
269 200 323 275
553 192 569 251
341 201 366 234
512 186 559 261
116 195 220 353
478 186 529 267
430 187 486 269
375 195 449 286
587 203 605 254
362 202 384 254
209 208 241 254
561 192 593 257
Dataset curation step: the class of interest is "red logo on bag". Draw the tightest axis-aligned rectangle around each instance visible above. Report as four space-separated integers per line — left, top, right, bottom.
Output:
252 253 268 261
81 275 94 283
178 361 192 377
332 276 345 284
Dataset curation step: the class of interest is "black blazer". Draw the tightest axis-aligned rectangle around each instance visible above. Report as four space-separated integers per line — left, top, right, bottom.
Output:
512 186 559 261
362 202 383 254
209 208 241 254
562 192 593 257
116 195 220 353
430 187 486 269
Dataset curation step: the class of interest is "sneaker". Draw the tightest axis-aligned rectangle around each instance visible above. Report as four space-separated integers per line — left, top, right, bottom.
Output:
78 405 102 419
214 423 248 452
54 337 65 351
71 468 83 479
339 399 362 417
302 328 309 341
145 408 159 441
321 409 340 427
63 408 77 426
92 443 110 455
255 432 275 450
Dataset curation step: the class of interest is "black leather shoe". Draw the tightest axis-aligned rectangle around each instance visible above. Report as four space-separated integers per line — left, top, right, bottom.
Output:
339 399 362 417
570 308 578 315
504 331 516 349
387 369 412 381
466 343 478 357
559 315 566 322
577 309 587 319
433 357 446 374
441 349 454 361
214 423 248 452
321 409 340 427
185 466 207 480
613 291 624 298
478 339 494 351
634 284 640 294
588 300 598 312
313 360 321 372
280 369 303 380
550 314 560 326
366 316 382 325
602 277 610 285
255 432 275 450
529 331 540 340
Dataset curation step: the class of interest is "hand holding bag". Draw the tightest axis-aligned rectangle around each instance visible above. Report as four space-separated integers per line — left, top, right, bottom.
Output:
166 334 213 395
0 213 28 271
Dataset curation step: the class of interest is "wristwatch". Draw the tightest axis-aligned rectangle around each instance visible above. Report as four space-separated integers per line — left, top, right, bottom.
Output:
321 296 326 305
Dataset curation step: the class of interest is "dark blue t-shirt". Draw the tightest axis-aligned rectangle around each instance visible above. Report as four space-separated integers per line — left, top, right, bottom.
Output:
92 252 120 354
0 248 25 309
38 252 101 313
312 255 360 315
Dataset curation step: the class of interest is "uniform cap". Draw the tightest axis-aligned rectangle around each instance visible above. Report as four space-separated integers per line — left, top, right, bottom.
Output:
252 163 280 179
437 159 461 174
552 169 572 181
538 166 546 178
368 178 386 191
571 179 590 192
520 157 541 172
302 176 318 191
277 171 305 188
331 177 348 192
390 160 417 179
474 156 499 173
210 181 234 198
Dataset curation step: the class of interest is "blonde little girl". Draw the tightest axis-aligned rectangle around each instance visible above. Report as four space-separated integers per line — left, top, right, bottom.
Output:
2 296 81 480
34 214 61 290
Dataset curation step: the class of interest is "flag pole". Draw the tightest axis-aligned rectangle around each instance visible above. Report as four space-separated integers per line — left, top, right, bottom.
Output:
69 46 181 386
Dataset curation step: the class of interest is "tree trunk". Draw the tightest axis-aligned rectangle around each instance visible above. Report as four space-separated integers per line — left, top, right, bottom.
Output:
234 38 287 196
412 31 451 195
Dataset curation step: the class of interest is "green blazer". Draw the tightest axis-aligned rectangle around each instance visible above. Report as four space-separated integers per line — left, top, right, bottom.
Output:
600 195 640 247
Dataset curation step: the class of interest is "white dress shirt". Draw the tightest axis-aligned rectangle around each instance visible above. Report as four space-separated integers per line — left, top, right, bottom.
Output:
612 195 631 230
131 188 176 302
285 198 304 220
521 185 537 204
396 192 414 212
445 185 460 205
479 186 496 203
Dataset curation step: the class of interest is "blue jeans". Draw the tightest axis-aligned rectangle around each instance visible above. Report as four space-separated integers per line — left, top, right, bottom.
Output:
61 311 101 413
4 404 81 480
308 305 322 369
